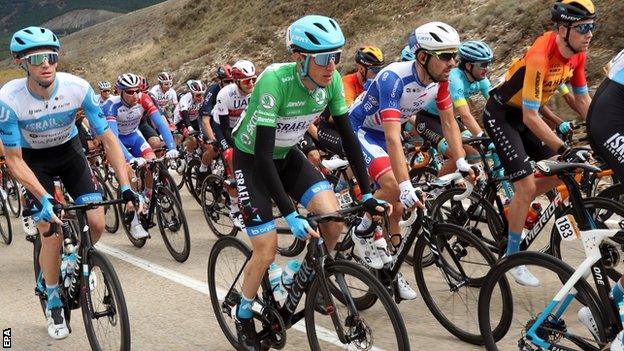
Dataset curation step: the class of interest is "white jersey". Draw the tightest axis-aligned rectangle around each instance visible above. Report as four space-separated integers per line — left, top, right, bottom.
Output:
0 72 108 149
608 49 624 85
349 61 451 133
173 92 202 124
149 85 178 108
95 94 110 107
211 83 251 128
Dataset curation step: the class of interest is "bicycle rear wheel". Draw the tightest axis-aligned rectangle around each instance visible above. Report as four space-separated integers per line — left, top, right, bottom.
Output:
201 175 238 238
81 250 131 351
0 196 12 244
184 158 202 204
305 260 410 350
478 252 607 350
156 186 191 262
3 172 20 218
207 236 253 350
413 222 508 344
96 174 119 234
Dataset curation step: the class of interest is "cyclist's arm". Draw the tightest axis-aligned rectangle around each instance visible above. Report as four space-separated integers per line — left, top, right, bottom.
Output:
455 104 482 136
148 110 176 150
105 118 134 161
573 92 591 121
98 129 133 188
201 116 215 141
383 118 410 183
255 125 295 216
217 114 234 147
307 123 319 141
449 72 482 136
211 117 229 150
5 147 49 200
569 54 591 120
538 105 562 129
523 107 564 151
437 81 465 159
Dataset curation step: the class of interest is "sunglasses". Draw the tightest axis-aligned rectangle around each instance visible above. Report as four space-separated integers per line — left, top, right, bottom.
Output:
124 89 140 96
101 90 111 93
368 65 384 74
221 79 234 85
161 81 172 85
306 51 342 66
193 92 205 97
428 50 458 62
473 61 492 69
571 23 596 35
23 52 59 66
238 77 257 85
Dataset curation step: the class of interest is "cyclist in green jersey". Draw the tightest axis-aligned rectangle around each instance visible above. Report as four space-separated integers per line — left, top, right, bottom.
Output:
230 15 385 350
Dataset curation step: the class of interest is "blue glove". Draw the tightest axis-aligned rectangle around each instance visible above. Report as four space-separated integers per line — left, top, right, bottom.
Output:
285 211 311 240
361 193 388 215
32 194 58 223
557 122 573 138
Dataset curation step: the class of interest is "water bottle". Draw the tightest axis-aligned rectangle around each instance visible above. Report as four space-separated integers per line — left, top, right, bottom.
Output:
268 262 287 304
373 227 393 264
281 259 301 291
525 203 542 229
62 252 78 289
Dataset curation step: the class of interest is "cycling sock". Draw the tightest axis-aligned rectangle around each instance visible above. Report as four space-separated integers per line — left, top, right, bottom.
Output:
505 230 522 256
356 213 372 232
46 284 63 310
237 294 254 319
131 212 140 226
613 280 624 305
229 196 239 212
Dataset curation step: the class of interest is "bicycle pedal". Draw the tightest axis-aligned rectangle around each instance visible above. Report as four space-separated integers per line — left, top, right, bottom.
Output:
25 234 37 243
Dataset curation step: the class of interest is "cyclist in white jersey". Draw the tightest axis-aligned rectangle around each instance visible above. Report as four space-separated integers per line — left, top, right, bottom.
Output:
211 59 256 229
0 26 140 340
96 81 112 107
349 22 476 289
149 71 178 121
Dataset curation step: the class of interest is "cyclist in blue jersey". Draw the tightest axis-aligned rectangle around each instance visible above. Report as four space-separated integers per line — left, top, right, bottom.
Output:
0 26 141 340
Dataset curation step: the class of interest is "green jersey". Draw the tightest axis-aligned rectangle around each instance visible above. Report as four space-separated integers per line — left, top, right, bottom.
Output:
232 62 348 159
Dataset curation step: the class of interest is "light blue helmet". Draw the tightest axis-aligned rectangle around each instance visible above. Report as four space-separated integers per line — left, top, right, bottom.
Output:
10 26 60 56
286 15 345 53
459 41 494 62
401 45 415 61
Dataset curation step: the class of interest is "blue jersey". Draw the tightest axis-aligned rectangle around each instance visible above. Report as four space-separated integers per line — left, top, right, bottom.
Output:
349 61 451 133
0 72 108 149
423 67 490 115
608 49 624 85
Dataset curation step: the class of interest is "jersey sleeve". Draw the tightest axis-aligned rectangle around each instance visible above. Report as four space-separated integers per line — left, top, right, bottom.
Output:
0 100 21 149
178 94 190 111
140 93 159 115
377 71 403 117
328 71 348 117
521 51 547 111
479 77 491 100
82 87 109 135
449 71 468 108
254 71 282 128
436 81 453 111
212 89 228 118
342 74 358 107
570 53 588 94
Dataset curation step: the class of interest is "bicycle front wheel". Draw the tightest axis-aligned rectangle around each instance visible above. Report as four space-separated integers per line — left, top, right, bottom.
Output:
201 175 238 238
81 250 131 351
0 196 12 244
3 173 20 218
156 186 191 262
305 260 410 351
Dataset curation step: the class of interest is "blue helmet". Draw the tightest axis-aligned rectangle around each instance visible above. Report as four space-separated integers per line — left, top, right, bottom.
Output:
286 15 345 53
10 26 60 56
459 41 493 62
401 45 415 61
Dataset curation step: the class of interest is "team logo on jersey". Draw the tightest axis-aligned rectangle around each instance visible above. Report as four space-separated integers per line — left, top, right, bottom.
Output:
312 89 327 106
91 91 99 106
260 93 276 109
0 106 10 122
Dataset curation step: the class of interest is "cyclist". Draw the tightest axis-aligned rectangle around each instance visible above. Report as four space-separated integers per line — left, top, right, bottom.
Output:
211 59 256 229
400 45 415 62
342 45 385 107
581 49 624 350
103 73 179 239
96 81 112 106
149 71 178 121
202 64 234 142
230 15 383 349
0 26 140 340
483 0 595 286
349 22 475 290
138 75 165 150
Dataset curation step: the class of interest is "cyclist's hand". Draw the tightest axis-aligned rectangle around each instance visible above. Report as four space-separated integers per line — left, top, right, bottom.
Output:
361 193 392 216
222 147 234 163
456 157 478 182
399 181 424 209
559 146 591 163
165 149 179 159
121 185 145 213
557 121 574 139
32 194 63 225
130 157 146 168
285 211 319 240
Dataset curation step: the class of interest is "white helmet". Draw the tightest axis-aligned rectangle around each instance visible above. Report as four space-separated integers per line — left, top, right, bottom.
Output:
232 60 256 79
157 71 172 84
186 80 206 93
408 22 461 52
98 81 111 90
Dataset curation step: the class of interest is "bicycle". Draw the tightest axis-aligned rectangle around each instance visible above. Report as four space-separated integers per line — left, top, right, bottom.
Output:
478 159 624 350
121 157 190 262
0 185 11 245
207 204 410 350
27 198 131 350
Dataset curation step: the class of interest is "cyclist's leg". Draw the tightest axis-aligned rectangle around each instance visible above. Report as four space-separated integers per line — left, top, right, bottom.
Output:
139 119 163 151
280 149 341 249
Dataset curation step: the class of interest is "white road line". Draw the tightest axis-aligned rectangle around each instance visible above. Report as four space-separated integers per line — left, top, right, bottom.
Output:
96 243 386 350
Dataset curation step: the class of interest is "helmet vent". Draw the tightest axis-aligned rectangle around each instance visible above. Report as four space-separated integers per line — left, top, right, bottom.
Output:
305 32 321 45
436 25 450 33
313 22 327 32
24 29 33 35
429 32 442 43
14 37 25 45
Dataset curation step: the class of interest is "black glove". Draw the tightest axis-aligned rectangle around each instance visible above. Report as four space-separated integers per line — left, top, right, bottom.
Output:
121 187 141 207
559 146 590 163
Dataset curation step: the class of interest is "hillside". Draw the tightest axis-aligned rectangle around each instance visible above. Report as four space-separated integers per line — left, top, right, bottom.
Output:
41 9 122 34
2 0 623 115
0 0 166 58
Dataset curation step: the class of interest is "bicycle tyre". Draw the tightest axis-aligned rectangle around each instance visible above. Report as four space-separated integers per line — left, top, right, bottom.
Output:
184 158 202 204
413 222 508 344
201 175 238 238
97 174 119 234
3 172 21 218
478 251 607 350
156 186 191 262
207 236 253 350
304 260 410 351
0 196 12 244
159 166 183 204
81 250 131 351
